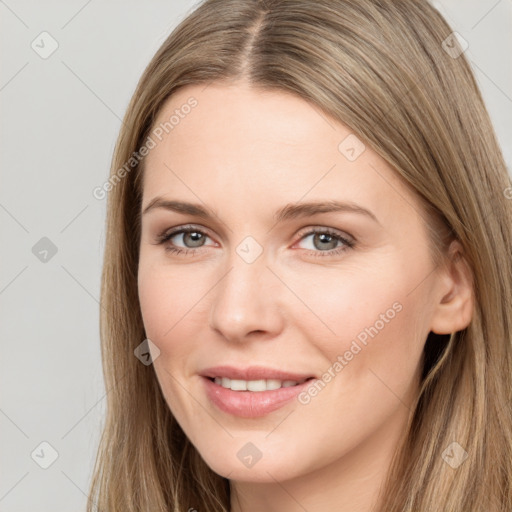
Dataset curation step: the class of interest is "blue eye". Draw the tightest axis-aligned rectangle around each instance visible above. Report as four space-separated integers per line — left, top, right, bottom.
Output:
155 225 355 258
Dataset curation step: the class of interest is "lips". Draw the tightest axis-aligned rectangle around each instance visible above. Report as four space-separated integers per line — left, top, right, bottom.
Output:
199 365 316 382
199 365 317 418
202 376 315 417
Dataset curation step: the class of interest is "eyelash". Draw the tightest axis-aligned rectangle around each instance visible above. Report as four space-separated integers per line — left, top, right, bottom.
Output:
154 224 355 258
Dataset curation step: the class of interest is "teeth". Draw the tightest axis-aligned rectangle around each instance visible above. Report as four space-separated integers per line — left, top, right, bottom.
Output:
213 377 307 391
230 379 247 391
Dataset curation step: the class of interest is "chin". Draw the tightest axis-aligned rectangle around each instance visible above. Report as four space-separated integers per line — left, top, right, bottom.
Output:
196 443 310 483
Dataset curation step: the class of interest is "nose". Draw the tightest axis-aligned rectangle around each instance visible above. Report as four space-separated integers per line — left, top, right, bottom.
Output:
208 248 285 343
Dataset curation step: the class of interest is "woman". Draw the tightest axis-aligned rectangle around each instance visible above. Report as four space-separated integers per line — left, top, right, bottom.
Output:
88 0 512 510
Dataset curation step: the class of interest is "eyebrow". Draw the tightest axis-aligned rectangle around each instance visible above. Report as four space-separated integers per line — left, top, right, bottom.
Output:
142 198 380 225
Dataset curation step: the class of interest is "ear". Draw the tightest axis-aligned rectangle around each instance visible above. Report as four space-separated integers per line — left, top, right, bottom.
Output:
430 239 474 335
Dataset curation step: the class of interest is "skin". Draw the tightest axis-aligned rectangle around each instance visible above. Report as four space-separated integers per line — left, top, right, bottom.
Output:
137 81 474 512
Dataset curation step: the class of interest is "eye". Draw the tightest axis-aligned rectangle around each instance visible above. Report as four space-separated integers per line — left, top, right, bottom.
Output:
294 227 355 258
153 225 355 258
154 224 215 255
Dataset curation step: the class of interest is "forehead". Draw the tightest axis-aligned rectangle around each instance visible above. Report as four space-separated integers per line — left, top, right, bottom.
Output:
142 82 422 229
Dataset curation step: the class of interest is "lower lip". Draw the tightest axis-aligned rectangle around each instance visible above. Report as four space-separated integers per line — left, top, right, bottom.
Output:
202 376 314 418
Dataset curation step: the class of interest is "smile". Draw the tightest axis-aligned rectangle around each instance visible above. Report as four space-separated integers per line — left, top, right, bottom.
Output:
202 376 316 418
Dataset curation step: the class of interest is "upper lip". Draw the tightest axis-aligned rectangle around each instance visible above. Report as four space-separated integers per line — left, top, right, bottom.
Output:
200 365 315 382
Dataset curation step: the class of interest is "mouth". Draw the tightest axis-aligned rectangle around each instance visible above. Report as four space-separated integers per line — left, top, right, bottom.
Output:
201 375 317 418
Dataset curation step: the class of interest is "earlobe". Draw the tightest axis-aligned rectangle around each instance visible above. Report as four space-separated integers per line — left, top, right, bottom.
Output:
430 240 475 335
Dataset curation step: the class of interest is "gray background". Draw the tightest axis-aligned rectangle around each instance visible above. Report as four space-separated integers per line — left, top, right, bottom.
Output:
1 1 510 510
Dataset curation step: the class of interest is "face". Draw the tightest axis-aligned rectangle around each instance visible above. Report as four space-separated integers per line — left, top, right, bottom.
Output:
137 81 445 482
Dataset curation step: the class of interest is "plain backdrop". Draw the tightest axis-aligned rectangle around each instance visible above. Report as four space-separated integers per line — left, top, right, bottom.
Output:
1 1 511 510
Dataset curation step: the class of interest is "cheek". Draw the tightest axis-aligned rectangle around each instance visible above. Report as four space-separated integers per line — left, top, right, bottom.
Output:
278 262 409 346
138 261 201 337
288 272 425 458
281 261 426 396
137 261 216 377
138 266 169 339
137 263 205 422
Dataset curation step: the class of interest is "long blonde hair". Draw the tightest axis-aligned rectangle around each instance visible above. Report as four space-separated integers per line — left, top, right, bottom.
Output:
88 1 512 510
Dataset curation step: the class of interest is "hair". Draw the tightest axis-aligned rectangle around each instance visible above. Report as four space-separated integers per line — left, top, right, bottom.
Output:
88 0 512 510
